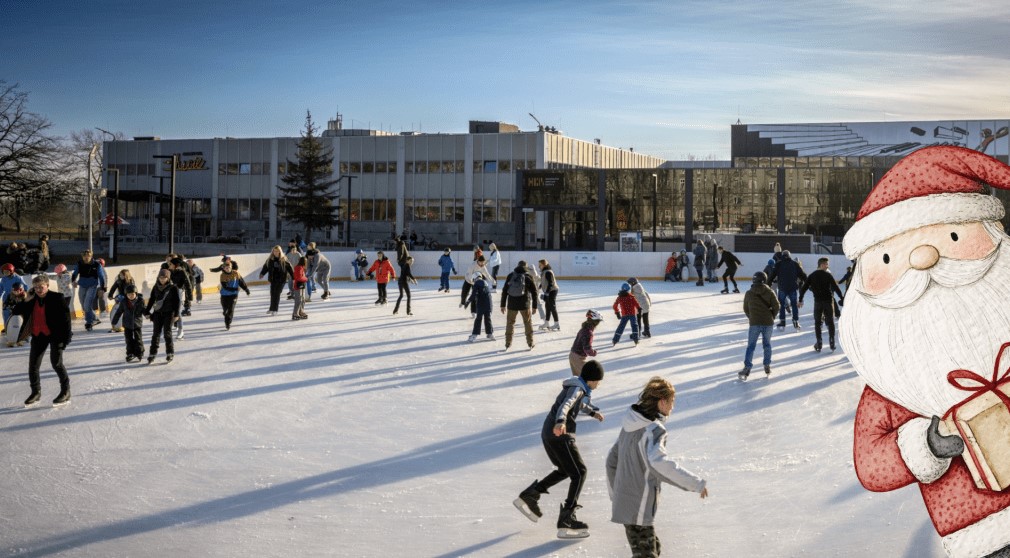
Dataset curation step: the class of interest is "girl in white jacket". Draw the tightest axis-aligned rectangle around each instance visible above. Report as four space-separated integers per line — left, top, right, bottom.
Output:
606 376 709 557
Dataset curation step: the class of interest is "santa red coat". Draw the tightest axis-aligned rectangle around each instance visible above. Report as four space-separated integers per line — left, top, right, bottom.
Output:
854 386 1010 557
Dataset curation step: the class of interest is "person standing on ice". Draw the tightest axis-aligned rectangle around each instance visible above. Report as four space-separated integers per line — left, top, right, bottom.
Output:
111 284 145 362
366 251 395 306
769 250 806 330
12 274 73 406
798 257 843 353
606 376 708 557
691 240 706 287
537 259 560 331
611 282 641 347
259 245 293 316
291 256 310 320
307 243 332 300
568 310 602 376
461 255 492 316
437 248 457 293
500 260 539 351
466 273 494 342
217 259 250 330
352 249 368 281
740 271 779 380
716 246 742 294
514 360 605 539
144 269 180 364
487 242 501 291
393 256 417 316
627 277 652 339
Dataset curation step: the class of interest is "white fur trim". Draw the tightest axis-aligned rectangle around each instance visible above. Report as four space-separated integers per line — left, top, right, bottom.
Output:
843 193 1004 258
942 504 1010 558
896 418 951 484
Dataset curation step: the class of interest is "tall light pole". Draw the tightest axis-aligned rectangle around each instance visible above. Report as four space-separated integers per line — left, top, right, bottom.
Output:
106 168 120 263
651 173 659 252
87 143 100 253
153 154 178 254
339 174 357 246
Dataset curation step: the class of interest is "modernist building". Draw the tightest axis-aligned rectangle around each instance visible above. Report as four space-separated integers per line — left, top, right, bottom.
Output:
101 117 663 249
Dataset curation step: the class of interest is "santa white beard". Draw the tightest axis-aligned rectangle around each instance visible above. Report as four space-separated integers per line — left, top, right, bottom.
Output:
840 225 1010 417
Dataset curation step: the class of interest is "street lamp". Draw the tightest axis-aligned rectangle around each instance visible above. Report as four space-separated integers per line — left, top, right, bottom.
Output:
105 168 120 263
651 173 659 252
153 154 178 254
86 143 99 253
338 174 357 246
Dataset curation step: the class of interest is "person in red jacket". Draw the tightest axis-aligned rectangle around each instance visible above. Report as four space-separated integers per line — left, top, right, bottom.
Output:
611 282 641 347
366 251 396 306
291 256 309 320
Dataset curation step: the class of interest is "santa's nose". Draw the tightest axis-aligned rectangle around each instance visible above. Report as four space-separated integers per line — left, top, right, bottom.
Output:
909 245 940 270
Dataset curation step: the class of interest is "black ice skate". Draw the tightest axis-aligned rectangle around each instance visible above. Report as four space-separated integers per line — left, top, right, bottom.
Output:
813 341 822 353
513 482 543 523
829 339 836 351
557 504 589 539
52 388 71 406
24 390 41 407
764 364 772 377
793 320 800 330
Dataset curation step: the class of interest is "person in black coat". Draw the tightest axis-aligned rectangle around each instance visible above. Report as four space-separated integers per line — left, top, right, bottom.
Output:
768 250 808 328
12 274 73 406
259 246 293 315
466 274 495 342
144 269 181 363
500 261 540 350
392 256 417 316
111 284 146 362
716 246 743 294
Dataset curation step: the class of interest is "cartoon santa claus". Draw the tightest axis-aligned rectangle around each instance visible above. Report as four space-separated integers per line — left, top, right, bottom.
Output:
840 145 1010 557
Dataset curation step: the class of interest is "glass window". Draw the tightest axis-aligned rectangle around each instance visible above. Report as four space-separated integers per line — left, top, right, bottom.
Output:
340 162 349 174
239 163 251 175
453 198 464 221
388 161 397 173
454 160 464 173
218 163 227 175
442 161 454 173
374 199 386 220
441 199 454 221
349 162 361 173
363 162 374 173
386 199 397 221
376 161 386 173
251 163 262 175
428 161 441 174
126 164 137 176
483 161 498 173
276 163 285 176
499 160 511 172
514 160 525 171
426 204 440 221
348 199 361 221
237 198 251 219
497 199 512 222
406 161 415 173
473 161 483 173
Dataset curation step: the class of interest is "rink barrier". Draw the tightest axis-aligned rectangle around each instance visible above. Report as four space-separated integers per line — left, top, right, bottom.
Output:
59 251 852 319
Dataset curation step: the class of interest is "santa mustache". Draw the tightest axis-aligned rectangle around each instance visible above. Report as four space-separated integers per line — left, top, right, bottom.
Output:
857 240 1001 309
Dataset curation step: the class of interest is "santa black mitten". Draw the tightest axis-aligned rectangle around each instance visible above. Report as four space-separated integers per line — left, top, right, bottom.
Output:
926 416 964 458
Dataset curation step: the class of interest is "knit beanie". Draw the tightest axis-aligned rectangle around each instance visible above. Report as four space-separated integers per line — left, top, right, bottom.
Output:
580 360 604 382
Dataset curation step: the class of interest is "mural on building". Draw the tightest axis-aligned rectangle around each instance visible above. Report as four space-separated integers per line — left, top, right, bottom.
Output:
839 146 1010 558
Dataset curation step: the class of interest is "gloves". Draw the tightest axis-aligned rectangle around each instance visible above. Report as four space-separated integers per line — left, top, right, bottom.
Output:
837 298 844 307
615 312 621 320
927 416 965 458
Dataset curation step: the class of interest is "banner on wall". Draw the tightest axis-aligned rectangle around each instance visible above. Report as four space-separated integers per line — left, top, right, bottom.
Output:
573 252 598 267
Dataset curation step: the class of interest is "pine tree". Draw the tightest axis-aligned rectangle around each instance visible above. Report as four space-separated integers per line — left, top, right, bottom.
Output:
277 111 340 242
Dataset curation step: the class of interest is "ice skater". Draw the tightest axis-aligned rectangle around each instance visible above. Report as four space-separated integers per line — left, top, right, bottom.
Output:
628 277 651 338
12 274 73 406
740 271 780 380
612 282 641 347
144 269 180 364
366 251 395 305
218 259 251 329
798 257 844 352
514 360 605 539
111 284 145 362
569 310 602 376
466 272 494 342
717 246 742 294
393 256 417 316
437 248 457 293
537 259 560 331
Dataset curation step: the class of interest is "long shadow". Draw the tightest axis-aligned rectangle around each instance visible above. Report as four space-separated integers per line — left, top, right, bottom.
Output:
12 411 543 556
429 533 519 558
501 539 586 558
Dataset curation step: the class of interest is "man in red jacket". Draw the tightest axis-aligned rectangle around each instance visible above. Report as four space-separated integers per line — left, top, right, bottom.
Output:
13 274 73 406
840 146 1010 557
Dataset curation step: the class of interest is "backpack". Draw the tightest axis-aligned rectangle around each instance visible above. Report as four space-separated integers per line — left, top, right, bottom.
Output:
506 272 527 298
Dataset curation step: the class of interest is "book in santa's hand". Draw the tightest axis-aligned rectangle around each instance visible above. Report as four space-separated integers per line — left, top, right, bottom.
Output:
940 382 1010 492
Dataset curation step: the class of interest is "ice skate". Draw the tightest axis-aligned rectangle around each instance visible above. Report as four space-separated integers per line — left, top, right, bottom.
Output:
24 390 41 407
793 320 800 331
764 364 772 377
528 344 535 351
468 334 477 343
777 322 785 330
732 288 740 293
513 482 543 522
548 323 560 331
813 341 822 353
829 339 836 352
738 367 750 381
501 344 511 353
486 334 495 342
557 504 589 539
720 289 729 294
147 355 156 364
538 321 549 331
166 354 174 363
52 388 71 406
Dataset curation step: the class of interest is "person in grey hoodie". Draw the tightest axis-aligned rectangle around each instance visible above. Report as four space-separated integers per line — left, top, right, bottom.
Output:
606 376 708 557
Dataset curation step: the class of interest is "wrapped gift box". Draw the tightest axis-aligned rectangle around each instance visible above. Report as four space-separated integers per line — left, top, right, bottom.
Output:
942 382 1010 492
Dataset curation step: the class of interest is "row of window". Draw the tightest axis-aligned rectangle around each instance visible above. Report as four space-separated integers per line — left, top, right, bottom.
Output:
338 160 538 174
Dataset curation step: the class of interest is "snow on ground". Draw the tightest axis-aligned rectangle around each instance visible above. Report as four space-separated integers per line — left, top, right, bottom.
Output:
0 279 945 557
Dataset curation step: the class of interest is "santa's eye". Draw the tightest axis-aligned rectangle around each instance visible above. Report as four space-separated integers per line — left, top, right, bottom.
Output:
951 232 959 241
883 254 890 264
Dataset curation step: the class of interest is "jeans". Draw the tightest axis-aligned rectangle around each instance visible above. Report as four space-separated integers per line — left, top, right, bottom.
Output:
778 290 799 323
613 315 640 344
78 285 98 326
439 272 450 291
744 325 773 368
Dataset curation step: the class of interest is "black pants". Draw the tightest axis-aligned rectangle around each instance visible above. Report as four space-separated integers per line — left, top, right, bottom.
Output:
544 291 558 323
149 313 175 357
377 283 388 303
471 310 492 335
28 333 69 392
813 299 836 344
723 267 738 290
637 310 651 336
124 327 144 358
268 281 285 312
460 281 473 310
393 280 411 313
536 433 587 509
491 265 500 287
694 265 704 285
221 295 237 327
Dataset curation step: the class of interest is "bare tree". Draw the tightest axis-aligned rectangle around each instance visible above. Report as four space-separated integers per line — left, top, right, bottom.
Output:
0 81 63 232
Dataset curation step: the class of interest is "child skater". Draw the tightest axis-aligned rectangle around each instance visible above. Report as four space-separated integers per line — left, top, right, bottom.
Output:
514 360 605 539
111 284 146 362
3 282 29 347
144 269 181 364
187 259 204 304
218 259 250 329
569 310 602 375
366 250 395 305
437 248 457 293
466 272 494 342
627 277 652 339
291 256 309 320
53 263 73 309
606 376 709 557
107 268 136 333
612 282 641 347
393 256 417 316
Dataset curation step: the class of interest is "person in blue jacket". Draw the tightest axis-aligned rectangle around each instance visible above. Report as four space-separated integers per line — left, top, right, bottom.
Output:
1 263 28 331
218 260 250 330
71 249 107 331
437 248 457 293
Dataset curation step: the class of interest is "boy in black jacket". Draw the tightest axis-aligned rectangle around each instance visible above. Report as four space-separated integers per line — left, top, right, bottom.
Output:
799 257 844 352
112 284 146 362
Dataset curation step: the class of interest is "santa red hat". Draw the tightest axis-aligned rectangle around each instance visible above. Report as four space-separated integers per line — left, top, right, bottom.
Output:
843 146 1010 258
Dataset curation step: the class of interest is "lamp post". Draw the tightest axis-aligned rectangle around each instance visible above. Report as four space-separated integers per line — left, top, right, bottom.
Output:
651 173 659 252
153 154 178 254
106 168 120 263
86 143 99 253
339 174 357 246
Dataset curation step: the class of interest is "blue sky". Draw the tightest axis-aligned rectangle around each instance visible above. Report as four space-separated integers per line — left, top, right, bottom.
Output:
3 0 1009 159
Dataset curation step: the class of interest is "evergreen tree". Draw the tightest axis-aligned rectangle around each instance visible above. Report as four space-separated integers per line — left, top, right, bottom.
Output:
277 111 340 242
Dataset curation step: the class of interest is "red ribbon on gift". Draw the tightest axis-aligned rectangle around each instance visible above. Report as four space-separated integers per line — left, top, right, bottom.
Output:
943 341 1010 491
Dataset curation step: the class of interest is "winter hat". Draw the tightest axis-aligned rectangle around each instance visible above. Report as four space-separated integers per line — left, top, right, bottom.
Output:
158 269 171 279
627 277 638 286
54 263 67 274
444 247 451 254
580 360 605 382
781 250 791 259
170 257 184 267
125 284 137 294
767 258 775 266
843 145 1010 258
12 282 24 291
620 282 631 292
753 271 768 284
516 260 527 269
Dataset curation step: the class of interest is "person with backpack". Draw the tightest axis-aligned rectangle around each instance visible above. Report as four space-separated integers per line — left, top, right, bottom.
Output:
466 272 494 342
217 259 250 329
717 246 743 294
500 260 539 351
537 259 560 331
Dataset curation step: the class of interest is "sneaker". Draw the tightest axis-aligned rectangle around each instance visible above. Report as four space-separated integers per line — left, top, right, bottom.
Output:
813 341 822 353
764 364 772 376
24 390 41 406
468 334 477 343
53 388 71 406
557 504 589 539
738 367 751 381
513 482 543 522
